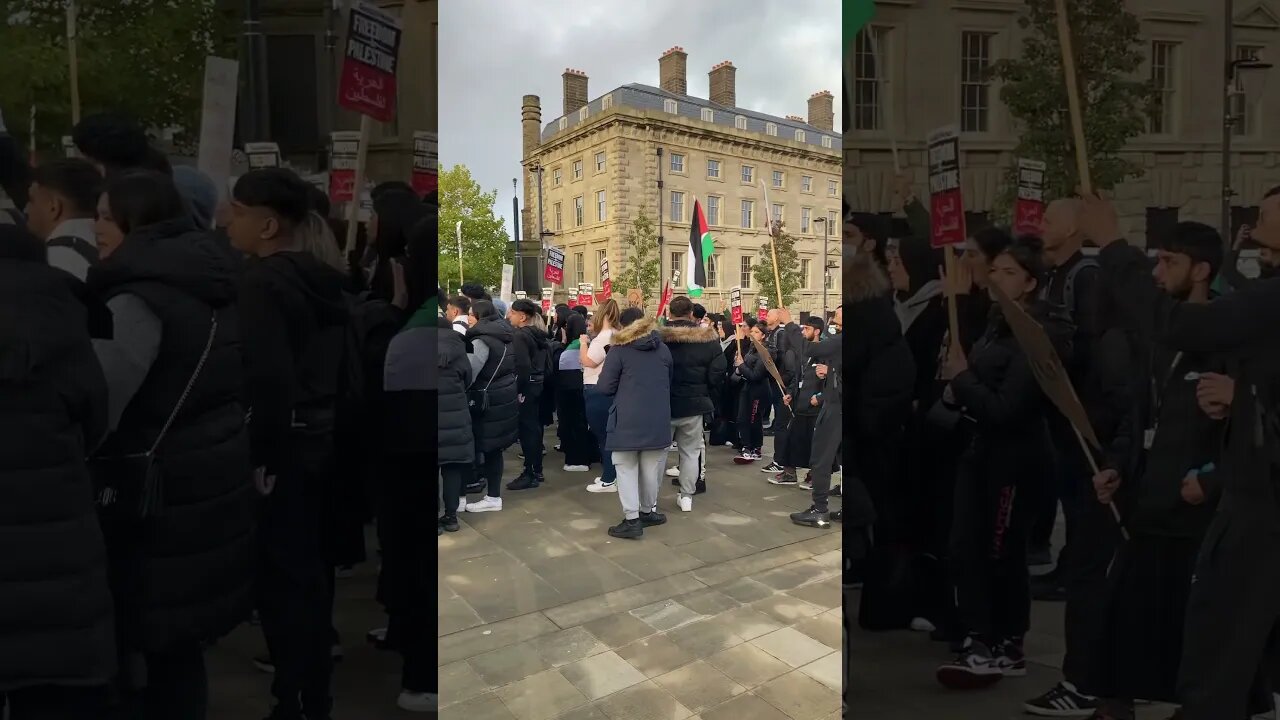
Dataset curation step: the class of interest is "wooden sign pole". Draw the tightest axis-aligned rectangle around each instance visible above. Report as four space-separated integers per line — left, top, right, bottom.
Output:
342 114 372 256
943 251 961 348
1054 0 1093 194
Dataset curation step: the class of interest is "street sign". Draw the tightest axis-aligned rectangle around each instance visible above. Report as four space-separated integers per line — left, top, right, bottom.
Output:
337 2 402 123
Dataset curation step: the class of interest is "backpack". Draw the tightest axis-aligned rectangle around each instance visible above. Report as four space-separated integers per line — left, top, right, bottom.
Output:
339 292 402 410
47 235 99 270
1044 256 1098 321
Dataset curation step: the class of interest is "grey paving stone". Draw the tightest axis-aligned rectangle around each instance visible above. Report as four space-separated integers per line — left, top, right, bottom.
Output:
615 634 699 679
748 595 826 626
749 560 827 592
783 579 842 611
749 628 834 669
581 612 659 649
592 680 695 720
439 661 492 707
754 671 841 720
441 693 519 720
440 594 488 636
789 611 841 650
714 577 777 604
630 600 703 632
652 660 747 713
527 551 644 603
691 545 813 587
543 574 707 629
706 644 792 690
699 693 792 720
445 552 567 623
495 669 589 720
797 653 841 693
711 606 785 641
558 650 649 700
528 626 609 668
439 612 561 666
680 535 762 564
469 642 551 687
665 615 746 658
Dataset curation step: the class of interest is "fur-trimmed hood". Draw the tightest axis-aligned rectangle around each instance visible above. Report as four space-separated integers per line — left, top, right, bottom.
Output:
612 316 660 347
845 249 891 303
658 321 719 344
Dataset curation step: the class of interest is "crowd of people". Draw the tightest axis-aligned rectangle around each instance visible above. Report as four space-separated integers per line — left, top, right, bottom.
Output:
436 285 845 538
0 112 434 718
848 172 1280 720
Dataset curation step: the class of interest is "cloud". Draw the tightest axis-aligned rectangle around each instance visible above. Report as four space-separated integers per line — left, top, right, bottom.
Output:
439 0 841 238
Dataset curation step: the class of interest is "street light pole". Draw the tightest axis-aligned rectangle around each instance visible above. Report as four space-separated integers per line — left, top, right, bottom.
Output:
815 217 830 319
512 178 521 292
657 147 665 299
323 0 340 166
241 0 270 143
1222 0 1234 242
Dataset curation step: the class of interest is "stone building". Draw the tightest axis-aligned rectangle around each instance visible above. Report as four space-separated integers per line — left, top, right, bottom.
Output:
250 0 436 182
849 0 1280 244
521 47 842 315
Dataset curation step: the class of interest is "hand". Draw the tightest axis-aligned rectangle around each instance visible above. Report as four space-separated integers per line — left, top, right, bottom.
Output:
814 364 828 379
579 333 591 346
893 172 914 205
1235 223 1252 251
1079 192 1122 248
253 466 277 496
939 259 972 298
734 355 744 367
1093 469 1121 504
810 395 820 407
940 342 968 380
1197 373 1235 409
783 394 792 407
1181 473 1206 506
390 259 408 309
518 394 525 404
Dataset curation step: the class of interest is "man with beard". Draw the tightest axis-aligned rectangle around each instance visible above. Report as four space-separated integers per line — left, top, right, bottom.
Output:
1082 190 1280 720
1086 223 1226 720
759 308 804 477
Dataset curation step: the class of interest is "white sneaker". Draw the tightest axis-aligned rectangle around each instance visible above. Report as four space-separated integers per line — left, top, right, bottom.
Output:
467 496 503 513
724 441 735 447
564 464 590 472
457 498 466 513
666 466 681 477
910 617 937 633
668 442 678 452
586 480 617 493
678 495 693 512
397 690 437 712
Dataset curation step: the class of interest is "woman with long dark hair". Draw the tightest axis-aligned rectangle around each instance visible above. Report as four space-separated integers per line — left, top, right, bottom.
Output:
362 190 426 302
555 312 596 471
461 300 518 513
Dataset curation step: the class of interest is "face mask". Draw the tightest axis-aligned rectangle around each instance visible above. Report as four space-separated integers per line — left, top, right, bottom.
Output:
828 325 838 335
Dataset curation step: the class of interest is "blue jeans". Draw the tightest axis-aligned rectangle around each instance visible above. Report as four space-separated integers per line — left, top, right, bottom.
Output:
583 385 616 484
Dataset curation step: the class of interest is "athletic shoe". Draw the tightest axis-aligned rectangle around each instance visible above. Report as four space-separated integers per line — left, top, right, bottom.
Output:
723 441 735 447
769 473 799 486
439 515 460 533
506 474 538 491
733 452 757 465
367 627 387 645
564 464 590 472
1023 682 1101 716
790 505 831 528
554 444 562 451
995 639 1026 677
666 466 681 477
910 617 937 633
466 496 503 513
639 511 667 527
668 442 678 452
456 498 466 514
828 510 842 522
830 484 842 497
678 495 693 512
397 691 437 713
936 638 1003 690
586 480 617 493
334 565 354 579
760 461 785 473
608 518 643 539
695 479 706 495
798 475 813 491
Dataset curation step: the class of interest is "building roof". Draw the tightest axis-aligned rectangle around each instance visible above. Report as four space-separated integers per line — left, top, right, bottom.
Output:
541 83 842 152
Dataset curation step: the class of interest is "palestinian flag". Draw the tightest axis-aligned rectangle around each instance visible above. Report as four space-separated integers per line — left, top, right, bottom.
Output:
845 0 875 54
686 199 713 297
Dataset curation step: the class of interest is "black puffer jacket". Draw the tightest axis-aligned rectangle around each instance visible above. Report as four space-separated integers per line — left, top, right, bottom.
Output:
513 321 550 397
0 258 114 691
658 321 726 419
438 316 474 465
467 318 519 452
845 253 915 438
87 218 256 654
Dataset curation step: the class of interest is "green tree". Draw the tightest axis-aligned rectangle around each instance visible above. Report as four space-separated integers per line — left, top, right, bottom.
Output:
615 211 661 306
438 163 509 292
0 0 234 155
753 227 803 309
990 0 1155 207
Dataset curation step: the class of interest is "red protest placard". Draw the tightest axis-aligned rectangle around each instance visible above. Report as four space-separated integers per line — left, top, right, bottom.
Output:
338 3 402 122
412 131 438 197
598 256 612 301
927 125 966 248
328 131 360 203
577 284 594 307
730 287 743 325
541 288 552 315
1014 158 1046 237
757 297 768 323
544 247 565 285
656 270 680 318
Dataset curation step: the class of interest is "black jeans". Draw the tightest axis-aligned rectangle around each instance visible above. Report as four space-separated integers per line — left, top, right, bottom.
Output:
106 644 208 720
257 429 334 718
476 448 504 498
738 393 765 451
440 463 467 519
2 686 107 720
807 406 843 512
382 453 433 695
518 389 545 477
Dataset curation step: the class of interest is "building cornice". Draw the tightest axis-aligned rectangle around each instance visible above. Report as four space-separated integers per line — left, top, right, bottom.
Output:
1235 2 1280 29
1140 10 1208 25
949 0 1021 14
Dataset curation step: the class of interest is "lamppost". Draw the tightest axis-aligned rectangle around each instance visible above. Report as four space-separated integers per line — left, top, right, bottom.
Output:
1221 2 1272 240
814 216 830 320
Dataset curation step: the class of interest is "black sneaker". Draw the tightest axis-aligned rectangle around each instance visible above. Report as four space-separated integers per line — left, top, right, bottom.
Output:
936 638 1003 690
694 478 706 495
670 477 680 487
1031 576 1067 602
769 473 799 486
533 473 545 486
506 474 538 491
1023 682 1100 717
465 481 485 494
639 511 667 527
760 461 784 473
830 484 842 497
790 505 831 528
995 639 1026 677
439 515 460 533
829 510 842 523
608 518 643 539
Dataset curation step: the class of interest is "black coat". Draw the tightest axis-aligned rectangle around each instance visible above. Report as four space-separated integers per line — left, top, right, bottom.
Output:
901 296 948 404
0 259 115 691
658 321 726 419
437 317 474 465
598 317 674 451
845 255 914 438
87 218 257 653
734 343 772 408
467 318 519 452
513 322 550 397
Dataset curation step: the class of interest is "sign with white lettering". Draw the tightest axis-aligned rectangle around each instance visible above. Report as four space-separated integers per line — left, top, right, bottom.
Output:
338 2 402 122
927 125 966 248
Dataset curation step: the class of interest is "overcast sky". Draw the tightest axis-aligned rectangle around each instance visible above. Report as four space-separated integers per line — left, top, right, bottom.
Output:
439 0 842 238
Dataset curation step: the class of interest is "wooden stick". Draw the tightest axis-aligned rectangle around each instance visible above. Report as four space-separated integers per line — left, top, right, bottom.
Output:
67 1 80 125
1071 424 1128 540
1053 0 1092 194
769 221 784 310
943 251 961 351
342 114 372 255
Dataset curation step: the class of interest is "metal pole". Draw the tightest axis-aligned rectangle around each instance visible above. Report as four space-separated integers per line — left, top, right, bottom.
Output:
512 178 521 292
67 1 80 125
657 146 665 296
323 0 339 167
241 0 270 143
535 164 546 295
1222 0 1234 241
822 220 829 319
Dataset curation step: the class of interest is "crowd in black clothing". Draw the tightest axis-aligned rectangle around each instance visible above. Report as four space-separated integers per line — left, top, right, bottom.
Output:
0 113 435 719
849 173 1280 720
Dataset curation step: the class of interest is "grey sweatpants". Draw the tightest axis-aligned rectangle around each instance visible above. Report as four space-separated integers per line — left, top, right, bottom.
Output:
671 415 705 497
612 449 667 520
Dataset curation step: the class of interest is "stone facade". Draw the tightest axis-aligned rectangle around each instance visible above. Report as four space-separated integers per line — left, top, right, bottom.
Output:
849 0 1280 244
523 56 842 315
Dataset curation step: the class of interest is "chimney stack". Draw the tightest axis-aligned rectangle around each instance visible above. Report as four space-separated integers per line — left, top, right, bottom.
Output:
786 115 805 122
807 90 834 131
562 68 588 117
708 61 736 106
522 95 542 159
659 46 688 95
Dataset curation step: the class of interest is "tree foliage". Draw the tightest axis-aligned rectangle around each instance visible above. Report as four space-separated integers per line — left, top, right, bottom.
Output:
0 0 234 155
438 163 509 293
753 227 803 309
615 210 661 306
990 0 1155 204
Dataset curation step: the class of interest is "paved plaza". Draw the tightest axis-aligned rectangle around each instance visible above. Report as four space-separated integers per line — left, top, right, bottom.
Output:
438 433 844 720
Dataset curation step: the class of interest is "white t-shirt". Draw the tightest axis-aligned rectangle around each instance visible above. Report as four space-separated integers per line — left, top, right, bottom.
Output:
582 327 614 385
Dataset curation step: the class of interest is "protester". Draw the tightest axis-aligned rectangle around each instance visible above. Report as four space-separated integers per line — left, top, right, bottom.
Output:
658 296 725 510
581 299 621 489
462 300 518 513
447 295 471 334
506 299 550 491
731 321 771 462
759 308 802 470
0 225 114 718
773 316 825 488
72 113 171 176
0 109 31 214
363 189 425 302
173 165 219 231
89 169 256 717
555 312 596 471
438 285 475 535
792 305 846 528
24 158 102 281
709 316 740 447
595 307 673 539
227 167 349 720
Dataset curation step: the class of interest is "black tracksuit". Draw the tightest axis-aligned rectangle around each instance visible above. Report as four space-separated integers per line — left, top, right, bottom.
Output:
734 345 770 453
512 323 549 479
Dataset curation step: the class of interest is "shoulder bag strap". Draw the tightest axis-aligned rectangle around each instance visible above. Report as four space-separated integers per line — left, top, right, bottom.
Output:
149 312 218 455
482 344 508 392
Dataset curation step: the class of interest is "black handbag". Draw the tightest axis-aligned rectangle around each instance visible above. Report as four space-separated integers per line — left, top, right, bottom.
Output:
93 314 217 519
468 344 507 420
